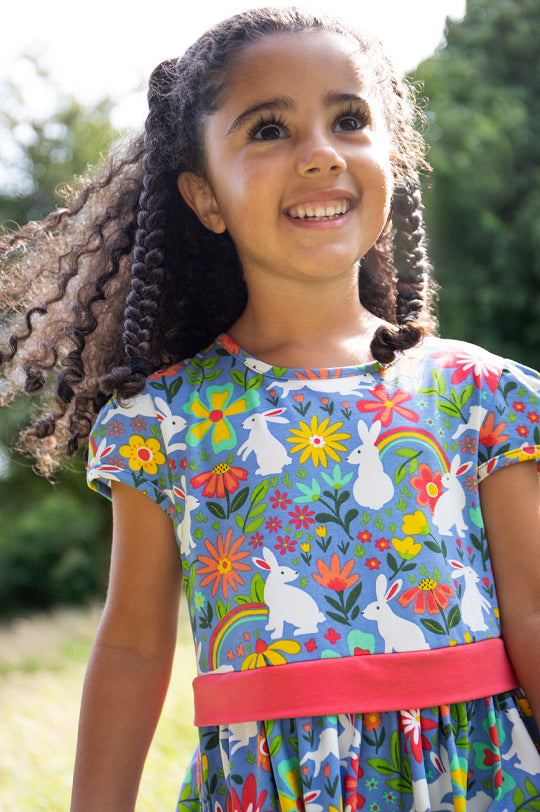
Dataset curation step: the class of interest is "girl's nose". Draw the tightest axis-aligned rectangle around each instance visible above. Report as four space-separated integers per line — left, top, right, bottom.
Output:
296 134 346 176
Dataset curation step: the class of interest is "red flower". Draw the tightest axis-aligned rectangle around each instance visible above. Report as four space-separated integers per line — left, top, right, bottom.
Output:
344 755 365 810
432 349 501 393
410 463 443 513
479 413 509 448
365 557 381 570
269 489 292 510
288 505 316 530
357 530 372 543
305 638 317 652
356 385 419 426
398 577 455 615
528 411 539 424
399 709 438 763
264 516 283 533
517 425 529 437
227 773 268 812
191 463 248 498
274 535 296 555
324 628 341 644
513 401 526 412
375 537 391 552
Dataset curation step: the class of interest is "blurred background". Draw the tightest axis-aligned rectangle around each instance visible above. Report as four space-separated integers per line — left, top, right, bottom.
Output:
1 0 539 808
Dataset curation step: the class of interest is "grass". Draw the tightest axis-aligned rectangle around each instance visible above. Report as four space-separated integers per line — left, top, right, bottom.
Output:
0 600 198 811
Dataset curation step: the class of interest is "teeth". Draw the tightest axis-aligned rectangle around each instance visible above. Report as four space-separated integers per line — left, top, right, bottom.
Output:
288 198 351 220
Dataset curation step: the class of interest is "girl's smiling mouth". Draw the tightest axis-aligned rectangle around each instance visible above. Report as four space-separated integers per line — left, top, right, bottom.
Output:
286 198 352 220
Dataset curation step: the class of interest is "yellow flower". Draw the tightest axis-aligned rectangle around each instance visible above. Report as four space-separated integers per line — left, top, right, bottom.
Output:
287 414 351 468
241 638 301 670
464 632 472 643
392 535 422 560
119 435 165 475
301 542 311 553
402 510 430 536
315 525 327 538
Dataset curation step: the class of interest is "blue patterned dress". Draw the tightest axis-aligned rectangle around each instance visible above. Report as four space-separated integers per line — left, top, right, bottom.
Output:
88 334 540 811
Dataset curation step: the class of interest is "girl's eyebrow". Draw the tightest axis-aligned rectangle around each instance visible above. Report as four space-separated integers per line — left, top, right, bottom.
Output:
226 91 370 136
227 97 294 135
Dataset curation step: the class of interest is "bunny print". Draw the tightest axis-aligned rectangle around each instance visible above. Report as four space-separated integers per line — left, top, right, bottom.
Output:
238 408 292 475
362 575 430 653
432 454 473 537
346 419 394 509
449 560 491 632
253 547 325 639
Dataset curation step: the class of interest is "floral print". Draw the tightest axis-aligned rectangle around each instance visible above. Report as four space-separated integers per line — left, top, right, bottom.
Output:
87 334 540 810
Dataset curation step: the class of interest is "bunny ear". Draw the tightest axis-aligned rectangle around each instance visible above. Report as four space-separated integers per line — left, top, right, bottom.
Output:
181 474 187 490
375 573 388 600
174 485 186 500
385 579 402 601
263 408 287 418
368 420 382 441
448 559 464 569
253 557 271 571
262 547 278 568
456 461 473 476
450 454 462 473
357 419 369 440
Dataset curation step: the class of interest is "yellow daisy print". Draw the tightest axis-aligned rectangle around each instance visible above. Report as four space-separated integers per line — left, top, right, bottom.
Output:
119 435 165 475
241 638 301 670
287 414 351 468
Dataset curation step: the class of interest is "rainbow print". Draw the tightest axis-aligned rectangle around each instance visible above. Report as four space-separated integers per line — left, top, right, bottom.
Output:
376 427 451 473
208 603 268 670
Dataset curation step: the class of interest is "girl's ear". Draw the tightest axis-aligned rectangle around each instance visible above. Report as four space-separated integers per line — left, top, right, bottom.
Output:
177 172 226 234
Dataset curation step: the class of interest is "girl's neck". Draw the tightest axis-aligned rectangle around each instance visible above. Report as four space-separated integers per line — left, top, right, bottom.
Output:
228 273 388 369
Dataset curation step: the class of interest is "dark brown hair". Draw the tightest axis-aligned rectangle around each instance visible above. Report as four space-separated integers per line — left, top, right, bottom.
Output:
0 7 436 474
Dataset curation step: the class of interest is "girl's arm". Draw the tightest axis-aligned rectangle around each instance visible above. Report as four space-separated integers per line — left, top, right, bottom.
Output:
71 482 183 812
479 460 540 723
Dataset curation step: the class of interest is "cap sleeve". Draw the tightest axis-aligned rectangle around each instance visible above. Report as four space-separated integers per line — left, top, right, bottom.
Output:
87 389 173 515
477 358 540 482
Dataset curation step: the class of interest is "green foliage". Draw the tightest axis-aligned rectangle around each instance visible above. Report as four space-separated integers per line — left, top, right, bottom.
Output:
413 0 540 367
0 58 119 615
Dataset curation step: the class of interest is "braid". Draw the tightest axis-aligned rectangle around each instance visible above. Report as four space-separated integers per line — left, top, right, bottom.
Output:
369 187 437 366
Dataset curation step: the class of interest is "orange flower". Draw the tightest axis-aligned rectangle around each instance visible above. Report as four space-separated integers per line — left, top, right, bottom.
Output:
398 578 455 615
312 553 359 591
363 711 382 732
479 412 509 448
197 528 251 598
191 462 248 498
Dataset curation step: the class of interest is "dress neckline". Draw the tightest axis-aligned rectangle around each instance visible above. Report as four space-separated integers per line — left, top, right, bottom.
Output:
215 333 394 381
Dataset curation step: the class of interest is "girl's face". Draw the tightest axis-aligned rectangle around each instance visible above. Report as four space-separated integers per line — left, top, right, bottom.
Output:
179 30 394 288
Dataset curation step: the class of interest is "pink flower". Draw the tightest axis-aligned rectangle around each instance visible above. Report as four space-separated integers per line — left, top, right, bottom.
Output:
433 349 501 392
356 385 419 426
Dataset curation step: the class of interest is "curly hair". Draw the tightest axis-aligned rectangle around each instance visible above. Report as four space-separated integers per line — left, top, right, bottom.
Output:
0 6 436 475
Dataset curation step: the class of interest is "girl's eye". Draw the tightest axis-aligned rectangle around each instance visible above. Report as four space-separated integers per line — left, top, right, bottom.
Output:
334 110 369 133
248 117 287 141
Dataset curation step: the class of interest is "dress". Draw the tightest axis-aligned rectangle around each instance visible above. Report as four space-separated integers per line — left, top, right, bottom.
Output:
87 333 540 811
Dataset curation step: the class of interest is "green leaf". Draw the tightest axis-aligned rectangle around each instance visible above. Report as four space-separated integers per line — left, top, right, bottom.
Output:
230 487 249 513
250 573 266 603
432 368 446 396
251 480 270 504
421 618 446 634
244 516 265 534
343 508 359 530
207 502 226 520
326 610 350 625
246 373 263 391
169 377 183 399
424 540 442 554
366 757 396 776
230 370 245 386
438 401 462 418
525 778 539 797
345 582 363 612
458 384 474 409
448 604 461 629
235 514 245 530
390 730 402 770
269 734 283 757
315 512 338 524
387 553 398 574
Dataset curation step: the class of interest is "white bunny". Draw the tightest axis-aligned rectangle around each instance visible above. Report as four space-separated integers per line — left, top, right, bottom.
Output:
238 408 292 475
449 560 491 632
502 708 540 774
346 420 394 510
407 748 453 812
451 404 488 440
103 393 187 453
432 454 473 537
268 373 374 398
154 397 187 452
253 547 325 639
176 474 200 555
300 714 360 776
362 574 430 653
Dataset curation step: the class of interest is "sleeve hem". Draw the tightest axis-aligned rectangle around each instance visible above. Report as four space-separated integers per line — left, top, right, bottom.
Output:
477 446 540 483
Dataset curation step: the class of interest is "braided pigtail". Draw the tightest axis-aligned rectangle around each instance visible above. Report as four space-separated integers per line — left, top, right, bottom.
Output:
368 187 436 366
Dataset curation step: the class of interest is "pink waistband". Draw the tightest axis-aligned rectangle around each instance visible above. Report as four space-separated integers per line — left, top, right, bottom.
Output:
193 638 518 726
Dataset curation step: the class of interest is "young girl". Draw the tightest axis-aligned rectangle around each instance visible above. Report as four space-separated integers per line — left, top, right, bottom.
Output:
1 7 539 810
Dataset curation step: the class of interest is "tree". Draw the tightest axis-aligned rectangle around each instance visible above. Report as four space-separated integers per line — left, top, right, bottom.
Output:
413 0 540 367
0 58 119 614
